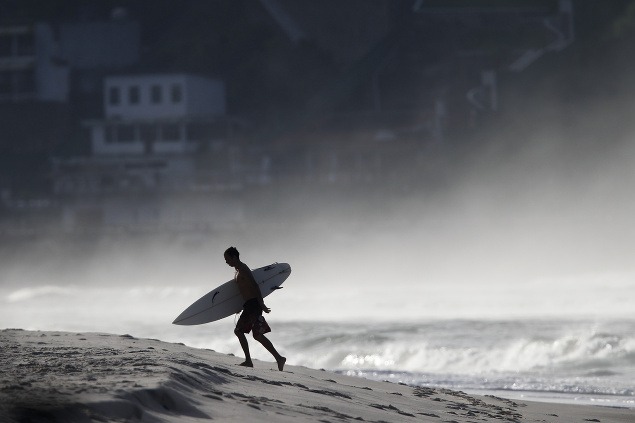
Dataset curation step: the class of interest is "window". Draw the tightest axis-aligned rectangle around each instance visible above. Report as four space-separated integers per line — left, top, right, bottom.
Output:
128 86 140 104
171 84 182 103
151 85 162 104
161 123 180 141
108 87 120 105
118 124 136 142
140 124 158 142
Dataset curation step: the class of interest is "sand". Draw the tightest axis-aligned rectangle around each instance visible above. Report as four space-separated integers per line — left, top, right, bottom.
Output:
1 329 632 423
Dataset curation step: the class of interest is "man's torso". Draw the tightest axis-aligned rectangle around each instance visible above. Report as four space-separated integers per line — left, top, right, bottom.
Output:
235 263 259 301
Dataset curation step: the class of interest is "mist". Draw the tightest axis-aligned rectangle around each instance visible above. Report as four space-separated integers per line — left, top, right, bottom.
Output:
4 108 635 325
2 1 635 331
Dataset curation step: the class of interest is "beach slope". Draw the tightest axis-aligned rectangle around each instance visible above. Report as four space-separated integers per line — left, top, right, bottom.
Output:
1 329 632 422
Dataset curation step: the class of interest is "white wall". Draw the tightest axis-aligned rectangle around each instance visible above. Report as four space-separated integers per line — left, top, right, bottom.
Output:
104 74 225 120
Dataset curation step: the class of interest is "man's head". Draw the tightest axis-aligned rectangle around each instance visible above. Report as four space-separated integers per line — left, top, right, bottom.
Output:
224 246 240 267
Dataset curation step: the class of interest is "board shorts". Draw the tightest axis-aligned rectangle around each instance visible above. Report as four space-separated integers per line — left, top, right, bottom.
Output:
236 298 271 335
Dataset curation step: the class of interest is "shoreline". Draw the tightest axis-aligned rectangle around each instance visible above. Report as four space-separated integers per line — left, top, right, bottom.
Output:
457 389 635 410
2 329 633 423
336 374 635 410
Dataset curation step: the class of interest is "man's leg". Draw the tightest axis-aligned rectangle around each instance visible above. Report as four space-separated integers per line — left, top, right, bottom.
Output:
253 333 286 371
234 328 253 367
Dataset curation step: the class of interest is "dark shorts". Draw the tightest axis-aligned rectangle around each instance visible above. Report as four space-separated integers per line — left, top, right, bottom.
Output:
236 298 271 336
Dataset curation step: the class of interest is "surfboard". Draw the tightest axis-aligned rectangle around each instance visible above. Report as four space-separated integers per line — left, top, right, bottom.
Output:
172 262 291 326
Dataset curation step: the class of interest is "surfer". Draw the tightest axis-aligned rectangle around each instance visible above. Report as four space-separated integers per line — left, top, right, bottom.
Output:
224 247 286 371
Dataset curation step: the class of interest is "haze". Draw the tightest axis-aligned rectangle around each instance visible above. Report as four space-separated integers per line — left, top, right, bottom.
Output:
1 1 634 328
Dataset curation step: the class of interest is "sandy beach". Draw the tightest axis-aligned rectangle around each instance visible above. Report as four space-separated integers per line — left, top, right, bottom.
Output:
1 329 632 423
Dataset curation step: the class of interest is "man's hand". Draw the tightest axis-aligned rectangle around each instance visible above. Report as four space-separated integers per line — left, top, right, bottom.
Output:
261 303 271 313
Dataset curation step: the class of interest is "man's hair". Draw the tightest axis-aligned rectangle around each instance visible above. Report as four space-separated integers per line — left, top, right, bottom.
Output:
224 246 239 258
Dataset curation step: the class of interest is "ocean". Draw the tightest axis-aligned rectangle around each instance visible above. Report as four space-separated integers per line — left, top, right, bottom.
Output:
3 275 634 409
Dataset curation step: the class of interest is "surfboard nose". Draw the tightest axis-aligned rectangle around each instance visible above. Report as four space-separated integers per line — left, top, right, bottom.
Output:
172 313 187 325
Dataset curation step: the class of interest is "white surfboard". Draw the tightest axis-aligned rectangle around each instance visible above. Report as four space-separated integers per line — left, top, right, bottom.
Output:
172 262 291 326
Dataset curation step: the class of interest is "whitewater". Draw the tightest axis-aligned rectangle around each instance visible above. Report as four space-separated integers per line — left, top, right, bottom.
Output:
3 273 634 409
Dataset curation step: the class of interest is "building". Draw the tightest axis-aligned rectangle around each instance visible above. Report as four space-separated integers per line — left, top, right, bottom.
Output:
0 16 142 192
0 22 72 213
55 73 230 193
91 74 226 156
52 73 247 233
0 17 141 104
59 17 142 119
0 22 69 103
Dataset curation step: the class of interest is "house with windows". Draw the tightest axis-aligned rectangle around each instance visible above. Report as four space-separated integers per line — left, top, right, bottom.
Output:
55 73 231 194
52 73 247 232
0 17 140 209
93 74 226 156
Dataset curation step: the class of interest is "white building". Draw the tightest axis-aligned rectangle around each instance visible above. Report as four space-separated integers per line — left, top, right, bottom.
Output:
105 74 225 120
87 74 227 156
53 72 247 233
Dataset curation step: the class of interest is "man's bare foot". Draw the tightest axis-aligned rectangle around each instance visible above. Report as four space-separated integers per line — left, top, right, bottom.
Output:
238 360 253 367
276 356 286 371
